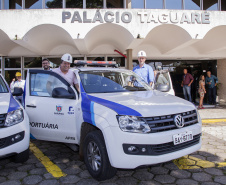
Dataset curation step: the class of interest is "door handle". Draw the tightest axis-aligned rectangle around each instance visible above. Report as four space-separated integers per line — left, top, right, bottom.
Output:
26 105 36 108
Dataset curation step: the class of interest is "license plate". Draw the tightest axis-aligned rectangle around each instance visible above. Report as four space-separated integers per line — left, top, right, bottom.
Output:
173 131 193 145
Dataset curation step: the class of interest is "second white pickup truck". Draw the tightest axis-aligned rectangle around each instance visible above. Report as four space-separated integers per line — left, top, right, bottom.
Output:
22 64 201 180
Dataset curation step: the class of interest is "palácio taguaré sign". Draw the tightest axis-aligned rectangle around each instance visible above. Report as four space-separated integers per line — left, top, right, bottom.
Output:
62 10 210 24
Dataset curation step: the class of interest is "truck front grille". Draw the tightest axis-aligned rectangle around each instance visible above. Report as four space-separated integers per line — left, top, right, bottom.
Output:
149 134 201 155
144 110 198 133
0 114 7 128
123 134 201 156
0 138 7 148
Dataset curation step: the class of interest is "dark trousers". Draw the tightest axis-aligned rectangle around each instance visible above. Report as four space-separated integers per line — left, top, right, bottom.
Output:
208 86 216 104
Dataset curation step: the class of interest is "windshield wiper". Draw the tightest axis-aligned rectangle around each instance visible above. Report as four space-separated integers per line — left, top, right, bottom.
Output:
135 86 147 91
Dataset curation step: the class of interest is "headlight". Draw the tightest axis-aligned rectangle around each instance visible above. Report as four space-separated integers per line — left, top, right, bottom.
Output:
5 108 24 127
117 115 151 133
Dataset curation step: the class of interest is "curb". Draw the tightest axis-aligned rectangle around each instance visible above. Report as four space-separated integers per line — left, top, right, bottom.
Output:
202 119 226 124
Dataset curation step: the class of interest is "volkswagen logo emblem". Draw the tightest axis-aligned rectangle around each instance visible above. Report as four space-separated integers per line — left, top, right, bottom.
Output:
174 115 184 128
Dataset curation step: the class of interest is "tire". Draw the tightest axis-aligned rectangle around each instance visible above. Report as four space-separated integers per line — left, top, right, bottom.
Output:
12 148 29 163
83 130 117 181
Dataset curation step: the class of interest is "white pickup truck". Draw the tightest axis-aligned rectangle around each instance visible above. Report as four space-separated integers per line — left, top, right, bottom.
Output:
23 64 201 180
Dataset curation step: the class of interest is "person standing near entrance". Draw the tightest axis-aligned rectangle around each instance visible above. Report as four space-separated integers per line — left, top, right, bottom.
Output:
198 75 206 109
181 68 194 102
205 71 218 105
42 58 51 71
10 72 25 106
133 50 154 87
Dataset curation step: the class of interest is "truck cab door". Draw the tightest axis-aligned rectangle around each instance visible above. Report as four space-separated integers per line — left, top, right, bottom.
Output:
25 70 81 144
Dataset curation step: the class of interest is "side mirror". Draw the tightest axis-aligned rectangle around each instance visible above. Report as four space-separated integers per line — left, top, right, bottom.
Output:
12 87 23 96
156 84 170 92
52 87 75 99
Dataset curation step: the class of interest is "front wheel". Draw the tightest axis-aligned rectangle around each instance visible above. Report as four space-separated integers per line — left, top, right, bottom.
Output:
83 130 117 181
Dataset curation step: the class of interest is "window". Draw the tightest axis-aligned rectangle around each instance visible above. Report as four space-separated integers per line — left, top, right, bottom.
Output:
71 57 84 67
5 58 21 68
4 0 22 9
46 0 62 8
30 73 69 97
26 0 42 9
107 57 125 67
132 0 144 8
146 0 163 9
203 0 218 10
43 58 60 68
165 0 182 10
184 0 201 10
87 57 105 61
86 0 103 8
4 71 20 85
107 0 123 8
24 57 42 68
66 0 83 8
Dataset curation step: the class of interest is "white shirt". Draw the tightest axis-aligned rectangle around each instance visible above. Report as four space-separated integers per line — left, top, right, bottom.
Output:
10 80 25 92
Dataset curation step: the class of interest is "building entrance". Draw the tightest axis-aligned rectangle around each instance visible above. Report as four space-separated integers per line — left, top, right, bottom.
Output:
146 60 217 104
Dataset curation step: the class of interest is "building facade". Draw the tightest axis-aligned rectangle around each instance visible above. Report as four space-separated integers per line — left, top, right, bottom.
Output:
0 0 226 103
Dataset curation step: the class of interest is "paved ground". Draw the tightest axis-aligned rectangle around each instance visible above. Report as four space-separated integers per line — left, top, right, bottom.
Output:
198 104 226 120
0 122 225 185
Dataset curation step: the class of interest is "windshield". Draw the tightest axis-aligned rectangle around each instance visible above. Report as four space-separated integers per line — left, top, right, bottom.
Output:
0 76 9 93
79 70 152 93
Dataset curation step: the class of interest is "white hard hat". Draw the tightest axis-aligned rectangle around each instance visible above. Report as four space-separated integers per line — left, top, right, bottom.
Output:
137 50 146 58
61 53 72 63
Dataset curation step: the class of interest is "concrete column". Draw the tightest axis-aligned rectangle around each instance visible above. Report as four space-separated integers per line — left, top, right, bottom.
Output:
83 0 86 8
1 0 4 9
63 0 66 8
22 0 25 9
103 0 106 8
217 59 226 103
42 0 45 9
123 0 126 8
21 56 24 80
126 49 133 70
127 0 131 9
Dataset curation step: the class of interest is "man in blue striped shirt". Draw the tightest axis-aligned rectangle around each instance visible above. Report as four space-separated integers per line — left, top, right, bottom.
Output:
133 50 154 87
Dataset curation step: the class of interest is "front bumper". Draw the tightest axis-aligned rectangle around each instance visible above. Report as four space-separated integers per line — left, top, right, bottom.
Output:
0 113 30 158
103 122 202 169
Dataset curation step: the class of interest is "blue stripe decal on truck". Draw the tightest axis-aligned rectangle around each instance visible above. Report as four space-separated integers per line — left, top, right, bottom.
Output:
90 101 95 125
87 95 142 117
80 82 142 117
81 83 96 126
7 95 20 113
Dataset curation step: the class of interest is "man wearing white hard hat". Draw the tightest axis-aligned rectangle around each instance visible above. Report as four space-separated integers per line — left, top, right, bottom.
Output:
53 53 79 91
133 50 154 86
